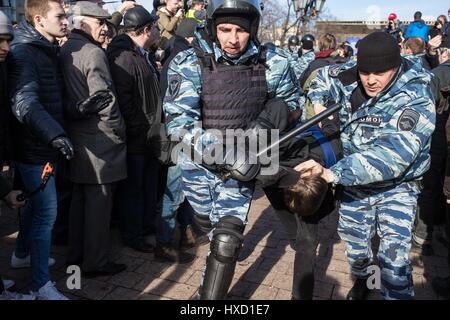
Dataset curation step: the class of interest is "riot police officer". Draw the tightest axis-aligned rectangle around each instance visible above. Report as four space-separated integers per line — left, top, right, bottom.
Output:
296 32 436 300
163 0 300 300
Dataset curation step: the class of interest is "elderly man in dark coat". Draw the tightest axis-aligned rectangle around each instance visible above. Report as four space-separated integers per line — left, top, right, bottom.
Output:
60 1 127 277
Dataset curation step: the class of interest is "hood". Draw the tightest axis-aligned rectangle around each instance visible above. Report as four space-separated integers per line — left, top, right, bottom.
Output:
410 20 428 29
107 33 136 53
11 20 58 52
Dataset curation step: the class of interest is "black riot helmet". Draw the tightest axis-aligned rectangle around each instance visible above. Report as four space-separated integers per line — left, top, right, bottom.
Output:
288 35 300 46
301 34 315 50
206 0 262 41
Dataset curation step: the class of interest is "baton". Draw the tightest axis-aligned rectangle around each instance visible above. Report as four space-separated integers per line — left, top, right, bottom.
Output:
257 103 342 157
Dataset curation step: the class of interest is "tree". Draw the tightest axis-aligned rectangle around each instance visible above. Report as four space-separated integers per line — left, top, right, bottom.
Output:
259 0 336 46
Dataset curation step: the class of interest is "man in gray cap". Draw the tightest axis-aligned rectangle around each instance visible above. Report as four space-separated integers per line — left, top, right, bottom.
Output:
60 1 127 277
106 6 164 255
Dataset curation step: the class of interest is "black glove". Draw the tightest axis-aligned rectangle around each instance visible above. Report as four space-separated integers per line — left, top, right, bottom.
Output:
51 136 74 160
76 90 113 117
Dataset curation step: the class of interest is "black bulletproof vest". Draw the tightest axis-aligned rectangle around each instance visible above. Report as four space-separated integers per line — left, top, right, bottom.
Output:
193 40 268 133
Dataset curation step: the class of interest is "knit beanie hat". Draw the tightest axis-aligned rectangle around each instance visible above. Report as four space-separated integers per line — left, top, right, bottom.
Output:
0 11 14 39
214 13 252 34
357 32 401 73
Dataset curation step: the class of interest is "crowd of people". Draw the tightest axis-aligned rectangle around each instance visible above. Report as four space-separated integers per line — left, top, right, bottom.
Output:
0 0 449 301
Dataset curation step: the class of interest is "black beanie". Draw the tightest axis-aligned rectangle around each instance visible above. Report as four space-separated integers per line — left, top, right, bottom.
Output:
175 18 198 39
214 13 253 34
357 32 401 73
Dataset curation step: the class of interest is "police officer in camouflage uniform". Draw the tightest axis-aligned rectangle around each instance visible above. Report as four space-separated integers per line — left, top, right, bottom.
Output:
297 34 316 80
287 35 301 77
295 32 436 300
163 0 300 300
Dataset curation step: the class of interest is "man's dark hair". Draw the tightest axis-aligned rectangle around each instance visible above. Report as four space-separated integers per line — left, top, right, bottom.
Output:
414 11 422 20
127 23 152 36
283 175 329 217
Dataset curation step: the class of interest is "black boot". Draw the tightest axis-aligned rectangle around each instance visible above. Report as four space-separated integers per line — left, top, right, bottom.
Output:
346 277 371 300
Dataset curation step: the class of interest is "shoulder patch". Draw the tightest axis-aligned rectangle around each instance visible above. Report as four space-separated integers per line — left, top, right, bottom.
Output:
328 64 343 77
173 50 194 65
167 75 183 101
398 109 420 131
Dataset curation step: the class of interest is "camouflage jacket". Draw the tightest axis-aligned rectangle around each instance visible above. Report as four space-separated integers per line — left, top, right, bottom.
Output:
163 32 301 153
308 58 436 187
295 50 316 81
288 48 315 81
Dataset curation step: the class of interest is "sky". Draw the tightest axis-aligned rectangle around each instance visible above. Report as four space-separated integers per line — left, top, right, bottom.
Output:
104 0 450 21
322 0 449 21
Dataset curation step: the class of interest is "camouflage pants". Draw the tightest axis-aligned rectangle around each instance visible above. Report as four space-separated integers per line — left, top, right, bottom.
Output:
180 156 255 294
338 182 419 300
180 155 255 226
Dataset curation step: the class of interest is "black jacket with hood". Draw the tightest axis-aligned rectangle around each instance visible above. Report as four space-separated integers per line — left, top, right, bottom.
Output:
7 20 66 164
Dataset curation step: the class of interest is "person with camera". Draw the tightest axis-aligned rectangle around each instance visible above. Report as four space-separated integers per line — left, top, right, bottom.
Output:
157 0 184 49
384 13 405 44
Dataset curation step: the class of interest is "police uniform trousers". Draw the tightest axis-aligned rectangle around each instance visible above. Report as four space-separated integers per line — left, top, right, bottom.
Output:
180 155 255 226
338 181 419 300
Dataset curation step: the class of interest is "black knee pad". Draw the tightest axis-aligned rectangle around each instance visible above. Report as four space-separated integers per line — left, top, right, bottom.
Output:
193 214 213 234
211 216 245 263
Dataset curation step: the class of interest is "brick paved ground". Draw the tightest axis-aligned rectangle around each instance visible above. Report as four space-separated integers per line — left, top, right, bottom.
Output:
0 186 448 300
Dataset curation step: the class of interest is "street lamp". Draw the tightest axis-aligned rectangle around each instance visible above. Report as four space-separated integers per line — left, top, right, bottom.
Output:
293 0 309 12
293 0 326 18
315 0 326 13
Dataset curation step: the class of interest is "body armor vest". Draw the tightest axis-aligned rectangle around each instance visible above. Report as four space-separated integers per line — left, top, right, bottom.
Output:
193 39 269 133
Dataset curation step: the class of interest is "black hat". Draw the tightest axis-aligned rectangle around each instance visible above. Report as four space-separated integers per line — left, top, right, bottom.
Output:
301 34 315 50
123 6 158 31
214 13 253 33
441 36 450 49
357 32 401 73
175 18 198 39
288 35 300 46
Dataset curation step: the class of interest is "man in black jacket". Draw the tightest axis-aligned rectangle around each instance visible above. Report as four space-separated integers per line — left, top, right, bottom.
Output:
107 6 161 253
430 36 450 299
0 10 32 301
7 0 74 300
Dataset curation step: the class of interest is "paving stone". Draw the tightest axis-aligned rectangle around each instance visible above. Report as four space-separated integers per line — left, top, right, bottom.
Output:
248 285 278 300
58 277 115 300
313 280 334 299
107 271 145 289
0 188 445 300
103 287 143 300
158 265 195 284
